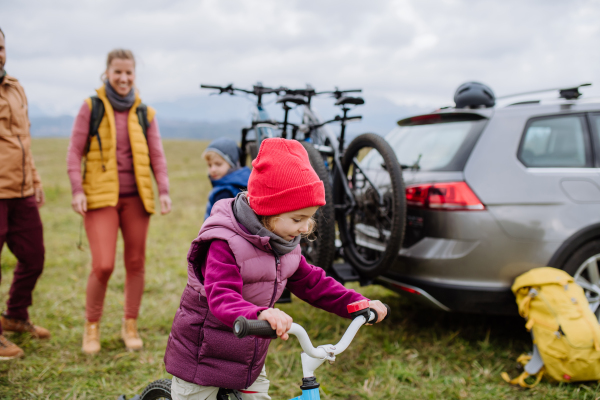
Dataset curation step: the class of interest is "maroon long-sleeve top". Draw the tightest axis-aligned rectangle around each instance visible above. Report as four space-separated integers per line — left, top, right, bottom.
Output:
67 102 169 196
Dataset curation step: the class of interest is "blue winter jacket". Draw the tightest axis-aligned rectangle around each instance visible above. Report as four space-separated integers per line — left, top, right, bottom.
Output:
204 167 251 220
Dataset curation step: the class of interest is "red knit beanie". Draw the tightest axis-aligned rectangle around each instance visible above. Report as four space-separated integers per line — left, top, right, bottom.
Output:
247 138 326 216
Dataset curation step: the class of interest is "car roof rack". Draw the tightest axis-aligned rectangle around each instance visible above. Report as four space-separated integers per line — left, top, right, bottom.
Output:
497 83 592 101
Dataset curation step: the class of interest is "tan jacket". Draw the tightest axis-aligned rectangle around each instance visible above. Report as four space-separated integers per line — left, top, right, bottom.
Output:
0 74 41 199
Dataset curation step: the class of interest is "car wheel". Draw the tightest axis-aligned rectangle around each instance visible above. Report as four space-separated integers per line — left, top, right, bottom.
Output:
563 240 600 321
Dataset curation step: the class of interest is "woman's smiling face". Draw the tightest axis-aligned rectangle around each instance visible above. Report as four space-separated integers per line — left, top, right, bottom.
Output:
269 206 318 241
106 58 135 97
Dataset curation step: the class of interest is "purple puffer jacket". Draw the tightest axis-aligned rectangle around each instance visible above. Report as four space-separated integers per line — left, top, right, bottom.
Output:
164 199 303 390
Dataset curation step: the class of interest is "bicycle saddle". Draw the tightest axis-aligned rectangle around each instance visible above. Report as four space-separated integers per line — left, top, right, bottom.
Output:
335 96 365 106
277 94 308 105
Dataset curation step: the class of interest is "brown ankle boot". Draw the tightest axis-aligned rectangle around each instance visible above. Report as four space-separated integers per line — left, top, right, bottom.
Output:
1 313 50 339
0 335 24 360
121 319 143 351
82 321 100 355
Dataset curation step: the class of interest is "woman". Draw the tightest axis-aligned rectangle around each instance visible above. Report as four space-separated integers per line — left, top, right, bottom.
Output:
67 49 172 354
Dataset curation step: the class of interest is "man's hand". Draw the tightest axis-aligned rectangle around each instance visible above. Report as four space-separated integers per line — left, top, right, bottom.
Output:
257 308 293 340
368 300 388 324
160 194 172 215
71 192 87 216
35 187 45 207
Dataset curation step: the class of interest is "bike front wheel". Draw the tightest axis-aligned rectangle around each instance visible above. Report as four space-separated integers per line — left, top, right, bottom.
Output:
300 141 336 270
334 133 405 278
139 379 172 400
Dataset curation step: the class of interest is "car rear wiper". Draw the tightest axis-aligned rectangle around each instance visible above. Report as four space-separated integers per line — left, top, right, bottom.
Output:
399 154 422 171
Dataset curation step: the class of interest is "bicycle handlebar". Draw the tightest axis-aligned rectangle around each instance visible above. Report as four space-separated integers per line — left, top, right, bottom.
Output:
233 304 390 359
317 88 362 97
200 83 285 97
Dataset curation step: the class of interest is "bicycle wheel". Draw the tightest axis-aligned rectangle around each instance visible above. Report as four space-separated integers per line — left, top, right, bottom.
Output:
139 379 172 400
246 142 259 162
333 133 405 278
299 141 336 270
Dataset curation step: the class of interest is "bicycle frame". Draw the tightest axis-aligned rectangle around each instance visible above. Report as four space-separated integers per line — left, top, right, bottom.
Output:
285 311 376 400
297 101 362 216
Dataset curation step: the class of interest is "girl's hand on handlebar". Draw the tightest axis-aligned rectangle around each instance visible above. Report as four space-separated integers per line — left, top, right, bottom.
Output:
368 300 387 324
258 308 293 340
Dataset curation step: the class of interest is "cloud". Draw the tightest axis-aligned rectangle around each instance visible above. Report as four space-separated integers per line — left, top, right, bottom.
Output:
1 0 598 116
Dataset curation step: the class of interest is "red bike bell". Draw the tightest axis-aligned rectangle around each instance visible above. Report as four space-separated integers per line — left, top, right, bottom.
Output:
347 300 370 313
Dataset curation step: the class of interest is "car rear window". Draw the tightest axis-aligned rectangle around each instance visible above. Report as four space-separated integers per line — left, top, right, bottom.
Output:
364 119 487 171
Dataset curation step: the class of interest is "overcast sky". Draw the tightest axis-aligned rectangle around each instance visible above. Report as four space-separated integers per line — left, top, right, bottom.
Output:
2 0 599 116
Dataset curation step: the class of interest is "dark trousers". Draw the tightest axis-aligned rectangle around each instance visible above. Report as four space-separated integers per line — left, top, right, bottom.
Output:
0 196 45 334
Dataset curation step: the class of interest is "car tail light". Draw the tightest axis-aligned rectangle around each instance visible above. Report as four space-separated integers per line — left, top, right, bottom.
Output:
405 181 485 211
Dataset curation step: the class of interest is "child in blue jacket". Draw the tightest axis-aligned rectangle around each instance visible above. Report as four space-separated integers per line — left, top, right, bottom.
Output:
203 138 251 220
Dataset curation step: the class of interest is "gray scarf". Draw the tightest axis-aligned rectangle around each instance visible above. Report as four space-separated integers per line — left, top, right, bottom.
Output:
105 81 135 111
233 193 300 256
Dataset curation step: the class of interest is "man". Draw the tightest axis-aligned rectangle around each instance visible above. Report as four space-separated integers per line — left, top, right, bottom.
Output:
0 27 50 360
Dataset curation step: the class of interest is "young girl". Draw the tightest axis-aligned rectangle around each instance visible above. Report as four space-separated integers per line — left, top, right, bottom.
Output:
165 138 387 400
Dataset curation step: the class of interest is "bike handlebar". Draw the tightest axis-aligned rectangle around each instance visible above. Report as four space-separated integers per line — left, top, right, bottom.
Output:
233 304 390 350
201 83 285 97
317 88 362 99
233 306 390 338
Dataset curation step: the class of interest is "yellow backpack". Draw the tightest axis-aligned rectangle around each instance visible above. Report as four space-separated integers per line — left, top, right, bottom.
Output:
502 267 600 387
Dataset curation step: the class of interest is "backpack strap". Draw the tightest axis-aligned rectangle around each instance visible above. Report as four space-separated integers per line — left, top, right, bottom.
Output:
136 103 150 142
501 351 545 388
83 96 106 179
136 103 154 175
501 368 544 388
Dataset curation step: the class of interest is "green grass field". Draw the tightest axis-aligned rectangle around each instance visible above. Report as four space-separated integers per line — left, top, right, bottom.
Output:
0 138 599 399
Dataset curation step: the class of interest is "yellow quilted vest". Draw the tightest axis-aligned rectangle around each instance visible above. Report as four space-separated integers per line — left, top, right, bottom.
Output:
82 85 156 214
502 267 600 387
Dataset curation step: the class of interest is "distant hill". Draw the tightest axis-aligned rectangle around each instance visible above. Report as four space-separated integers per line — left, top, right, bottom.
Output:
29 95 429 139
30 116 245 140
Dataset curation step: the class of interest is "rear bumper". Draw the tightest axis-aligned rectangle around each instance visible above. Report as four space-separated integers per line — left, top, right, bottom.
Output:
377 273 517 315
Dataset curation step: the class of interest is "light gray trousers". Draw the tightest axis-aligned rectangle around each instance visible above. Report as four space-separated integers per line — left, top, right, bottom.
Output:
171 366 271 400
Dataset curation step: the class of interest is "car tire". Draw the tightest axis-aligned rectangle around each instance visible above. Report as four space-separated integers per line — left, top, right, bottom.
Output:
563 240 600 321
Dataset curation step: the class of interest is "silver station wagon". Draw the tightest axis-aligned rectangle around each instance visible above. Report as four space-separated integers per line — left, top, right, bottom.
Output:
370 82 600 319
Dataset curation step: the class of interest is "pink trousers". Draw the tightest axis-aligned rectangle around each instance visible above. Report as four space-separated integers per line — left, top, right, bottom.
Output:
84 195 150 322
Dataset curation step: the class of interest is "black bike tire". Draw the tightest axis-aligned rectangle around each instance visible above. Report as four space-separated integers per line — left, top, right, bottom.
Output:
334 133 406 278
139 379 172 400
246 142 259 162
299 141 336 270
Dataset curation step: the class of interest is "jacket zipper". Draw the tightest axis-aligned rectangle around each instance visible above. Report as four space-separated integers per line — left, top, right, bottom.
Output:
17 135 25 197
269 251 281 308
246 250 281 388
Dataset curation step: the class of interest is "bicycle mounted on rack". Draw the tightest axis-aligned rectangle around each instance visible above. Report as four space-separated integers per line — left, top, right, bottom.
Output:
200 83 406 281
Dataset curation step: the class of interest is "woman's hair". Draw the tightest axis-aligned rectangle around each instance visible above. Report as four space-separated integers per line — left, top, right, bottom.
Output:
0 27 4 39
106 49 135 69
102 49 135 81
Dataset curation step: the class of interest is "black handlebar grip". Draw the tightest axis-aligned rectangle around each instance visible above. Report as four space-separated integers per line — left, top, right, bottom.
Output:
200 84 222 89
369 303 391 324
233 316 277 339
